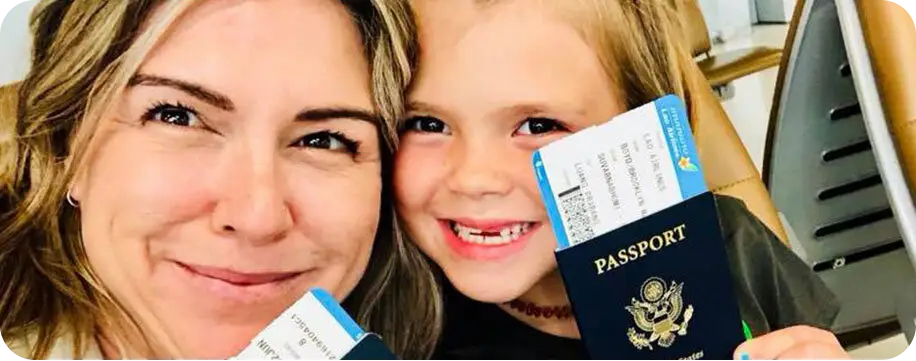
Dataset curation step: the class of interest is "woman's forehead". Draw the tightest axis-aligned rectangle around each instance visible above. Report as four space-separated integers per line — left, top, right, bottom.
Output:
138 0 373 110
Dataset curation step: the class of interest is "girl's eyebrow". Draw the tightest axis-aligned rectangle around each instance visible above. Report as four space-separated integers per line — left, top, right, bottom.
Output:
492 102 587 119
408 99 587 123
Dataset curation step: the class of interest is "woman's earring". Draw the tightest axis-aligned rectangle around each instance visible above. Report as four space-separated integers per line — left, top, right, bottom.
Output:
66 190 79 208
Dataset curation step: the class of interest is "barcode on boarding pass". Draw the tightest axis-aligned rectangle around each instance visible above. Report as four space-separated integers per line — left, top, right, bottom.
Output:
558 185 596 245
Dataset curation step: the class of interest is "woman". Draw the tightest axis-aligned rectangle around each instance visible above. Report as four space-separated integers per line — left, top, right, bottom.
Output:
0 0 439 359
395 0 848 359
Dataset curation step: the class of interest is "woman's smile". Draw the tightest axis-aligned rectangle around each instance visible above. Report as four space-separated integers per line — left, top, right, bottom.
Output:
169 260 312 305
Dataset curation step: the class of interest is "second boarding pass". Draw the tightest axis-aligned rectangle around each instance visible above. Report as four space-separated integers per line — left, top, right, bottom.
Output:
533 95 708 250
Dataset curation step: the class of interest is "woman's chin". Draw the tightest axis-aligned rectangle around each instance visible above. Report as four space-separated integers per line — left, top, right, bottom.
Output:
174 328 261 359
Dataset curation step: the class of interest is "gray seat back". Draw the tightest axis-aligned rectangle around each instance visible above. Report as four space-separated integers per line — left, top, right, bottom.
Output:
763 0 916 338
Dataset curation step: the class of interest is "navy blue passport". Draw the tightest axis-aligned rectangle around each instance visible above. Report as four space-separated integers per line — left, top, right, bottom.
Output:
556 192 744 360
341 333 397 360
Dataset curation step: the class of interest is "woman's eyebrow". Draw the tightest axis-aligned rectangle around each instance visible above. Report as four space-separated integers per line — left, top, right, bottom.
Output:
128 74 379 124
128 73 235 111
407 100 451 114
295 107 380 125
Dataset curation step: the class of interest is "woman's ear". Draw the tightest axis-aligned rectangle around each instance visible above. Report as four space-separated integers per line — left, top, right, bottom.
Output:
68 161 90 205
69 177 85 206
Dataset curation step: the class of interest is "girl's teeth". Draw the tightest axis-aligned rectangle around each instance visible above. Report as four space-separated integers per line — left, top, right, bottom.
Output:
451 222 532 245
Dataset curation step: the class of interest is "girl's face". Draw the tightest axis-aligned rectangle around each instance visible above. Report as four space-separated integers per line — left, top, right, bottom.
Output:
72 0 381 357
395 0 625 303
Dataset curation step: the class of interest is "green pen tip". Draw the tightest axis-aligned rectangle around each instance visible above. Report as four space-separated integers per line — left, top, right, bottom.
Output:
742 321 753 340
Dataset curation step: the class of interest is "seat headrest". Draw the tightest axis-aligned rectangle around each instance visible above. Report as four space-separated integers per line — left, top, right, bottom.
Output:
858 0 916 195
670 0 713 56
0 82 18 128
0 82 20 194
859 0 916 125
682 61 789 242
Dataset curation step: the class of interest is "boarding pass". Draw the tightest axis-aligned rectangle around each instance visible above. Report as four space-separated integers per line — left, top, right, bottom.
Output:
533 95 707 250
232 288 363 360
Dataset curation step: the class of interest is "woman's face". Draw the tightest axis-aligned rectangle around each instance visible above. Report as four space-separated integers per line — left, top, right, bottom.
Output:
70 0 381 357
395 0 625 303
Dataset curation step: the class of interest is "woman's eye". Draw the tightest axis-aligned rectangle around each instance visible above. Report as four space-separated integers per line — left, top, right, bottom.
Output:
404 116 451 134
515 117 565 135
293 131 359 154
143 103 201 127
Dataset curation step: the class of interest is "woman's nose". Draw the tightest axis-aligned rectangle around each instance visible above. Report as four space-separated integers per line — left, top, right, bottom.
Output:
211 152 294 245
446 141 513 199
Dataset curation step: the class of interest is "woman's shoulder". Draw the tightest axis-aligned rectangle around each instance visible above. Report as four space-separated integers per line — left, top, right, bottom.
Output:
5 331 102 360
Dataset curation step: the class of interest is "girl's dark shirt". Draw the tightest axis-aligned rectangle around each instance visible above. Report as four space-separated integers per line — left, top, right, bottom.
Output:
432 195 841 359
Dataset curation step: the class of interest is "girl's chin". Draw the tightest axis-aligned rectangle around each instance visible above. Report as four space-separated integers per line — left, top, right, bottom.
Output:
446 270 539 303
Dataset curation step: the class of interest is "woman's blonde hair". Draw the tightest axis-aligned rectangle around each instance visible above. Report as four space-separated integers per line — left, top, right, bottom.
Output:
0 0 440 359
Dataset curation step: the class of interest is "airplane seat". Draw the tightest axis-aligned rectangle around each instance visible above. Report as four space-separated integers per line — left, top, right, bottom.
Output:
855 0 916 345
682 60 789 243
670 0 784 90
763 0 916 347
0 82 20 202
857 0 916 200
0 82 17 122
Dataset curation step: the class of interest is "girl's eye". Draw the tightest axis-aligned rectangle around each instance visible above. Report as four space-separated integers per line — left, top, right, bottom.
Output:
142 102 201 127
403 116 451 134
292 131 360 154
515 117 565 135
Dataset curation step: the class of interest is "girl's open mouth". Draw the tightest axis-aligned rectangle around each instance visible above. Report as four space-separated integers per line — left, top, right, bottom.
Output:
448 220 536 246
439 219 542 260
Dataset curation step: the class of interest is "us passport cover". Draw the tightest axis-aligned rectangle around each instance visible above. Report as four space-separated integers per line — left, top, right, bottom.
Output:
341 333 398 360
555 191 744 360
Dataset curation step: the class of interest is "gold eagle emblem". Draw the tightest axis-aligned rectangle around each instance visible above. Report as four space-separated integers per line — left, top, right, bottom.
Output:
625 277 694 350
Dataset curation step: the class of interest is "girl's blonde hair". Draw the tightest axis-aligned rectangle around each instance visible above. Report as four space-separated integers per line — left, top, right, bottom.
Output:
0 0 440 359
546 0 703 112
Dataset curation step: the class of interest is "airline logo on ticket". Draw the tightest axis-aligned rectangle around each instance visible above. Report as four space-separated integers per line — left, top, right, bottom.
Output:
233 288 364 360
533 95 707 249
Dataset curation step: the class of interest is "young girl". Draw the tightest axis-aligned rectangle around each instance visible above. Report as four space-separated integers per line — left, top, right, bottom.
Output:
394 0 848 359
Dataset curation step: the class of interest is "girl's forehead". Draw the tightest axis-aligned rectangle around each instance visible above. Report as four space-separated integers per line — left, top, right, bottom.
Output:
409 8 615 122
415 0 565 36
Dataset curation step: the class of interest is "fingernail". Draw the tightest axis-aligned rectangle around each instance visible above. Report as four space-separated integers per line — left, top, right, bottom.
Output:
738 352 750 360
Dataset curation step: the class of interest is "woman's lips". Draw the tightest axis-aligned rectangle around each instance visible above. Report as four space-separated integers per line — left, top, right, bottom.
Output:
176 263 302 286
172 261 307 304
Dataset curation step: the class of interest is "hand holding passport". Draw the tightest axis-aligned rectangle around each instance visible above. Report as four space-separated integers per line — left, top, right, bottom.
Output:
533 95 747 359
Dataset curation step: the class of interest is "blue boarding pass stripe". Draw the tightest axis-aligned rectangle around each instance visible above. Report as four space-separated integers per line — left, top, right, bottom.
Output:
309 288 364 341
532 151 571 249
654 94 708 200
